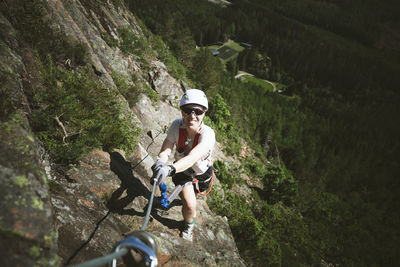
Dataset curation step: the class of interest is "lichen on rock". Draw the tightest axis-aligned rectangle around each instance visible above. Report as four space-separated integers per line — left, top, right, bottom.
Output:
0 0 245 265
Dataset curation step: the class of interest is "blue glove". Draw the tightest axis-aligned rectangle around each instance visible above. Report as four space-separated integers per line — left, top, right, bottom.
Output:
155 165 170 185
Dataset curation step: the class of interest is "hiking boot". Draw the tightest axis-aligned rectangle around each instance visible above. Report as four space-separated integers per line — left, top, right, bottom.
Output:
180 221 194 241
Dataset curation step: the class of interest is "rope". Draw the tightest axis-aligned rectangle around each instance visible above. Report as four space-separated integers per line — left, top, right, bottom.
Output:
131 129 164 170
66 128 166 267
141 181 157 231
67 183 157 267
65 211 111 265
69 248 128 267
67 182 158 267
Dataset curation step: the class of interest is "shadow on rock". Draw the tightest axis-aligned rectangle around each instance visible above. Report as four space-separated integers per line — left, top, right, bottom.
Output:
106 151 182 230
106 151 151 214
148 202 183 230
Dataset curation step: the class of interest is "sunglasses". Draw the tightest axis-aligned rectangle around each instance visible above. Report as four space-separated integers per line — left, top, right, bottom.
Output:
181 107 205 116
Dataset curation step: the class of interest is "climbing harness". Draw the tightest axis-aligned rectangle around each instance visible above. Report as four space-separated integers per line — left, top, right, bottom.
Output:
177 127 201 156
158 167 214 209
193 168 214 196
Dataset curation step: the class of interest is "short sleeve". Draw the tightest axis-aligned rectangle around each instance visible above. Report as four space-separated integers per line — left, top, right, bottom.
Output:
166 119 182 144
198 125 215 151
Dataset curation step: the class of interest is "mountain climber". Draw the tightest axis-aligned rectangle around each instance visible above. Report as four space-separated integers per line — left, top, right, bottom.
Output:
152 89 215 241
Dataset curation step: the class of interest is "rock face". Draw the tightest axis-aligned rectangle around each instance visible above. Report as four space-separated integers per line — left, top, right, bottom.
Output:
0 111 59 266
0 0 246 266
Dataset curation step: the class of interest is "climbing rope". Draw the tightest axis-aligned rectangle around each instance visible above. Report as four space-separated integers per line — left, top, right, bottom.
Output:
68 181 158 267
69 182 158 267
67 128 167 267
69 248 129 267
141 181 157 231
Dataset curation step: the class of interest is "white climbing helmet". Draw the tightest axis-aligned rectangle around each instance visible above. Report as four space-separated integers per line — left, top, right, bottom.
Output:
179 89 208 110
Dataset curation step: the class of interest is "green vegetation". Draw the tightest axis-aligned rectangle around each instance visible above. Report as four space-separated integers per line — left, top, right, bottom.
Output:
225 41 245 53
48 180 63 194
207 41 244 69
29 246 41 258
119 27 150 56
262 164 297 206
241 75 275 92
206 93 241 155
32 55 140 164
101 31 119 48
118 26 152 70
213 160 243 189
111 69 158 106
216 45 238 61
126 0 400 265
110 71 141 107
111 0 125 9
188 48 224 91
150 33 189 82
100 189 114 205
15 175 28 188
209 161 307 266
0 73 21 121
4 0 399 265
2 0 142 165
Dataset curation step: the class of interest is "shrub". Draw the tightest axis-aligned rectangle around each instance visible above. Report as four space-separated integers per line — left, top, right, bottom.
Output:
208 189 311 266
263 164 298 206
213 160 242 189
110 71 141 107
151 34 188 81
209 160 312 266
207 93 241 155
101 31 119 48
208 93 230 131
32 55 140 164
243 157 266 179
118 27 152 71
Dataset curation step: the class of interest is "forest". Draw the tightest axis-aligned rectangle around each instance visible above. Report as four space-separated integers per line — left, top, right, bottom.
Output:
125 0 400 266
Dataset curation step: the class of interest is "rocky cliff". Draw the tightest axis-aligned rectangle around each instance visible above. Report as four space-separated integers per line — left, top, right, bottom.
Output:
0 0 245 266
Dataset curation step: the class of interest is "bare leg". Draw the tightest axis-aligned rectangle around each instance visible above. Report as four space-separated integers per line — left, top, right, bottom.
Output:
180 184 197 223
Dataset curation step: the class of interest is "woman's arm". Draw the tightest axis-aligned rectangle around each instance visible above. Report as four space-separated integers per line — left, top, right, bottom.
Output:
157 138 174 162
158 137 210 174
158 123 214 174
172 142 210 173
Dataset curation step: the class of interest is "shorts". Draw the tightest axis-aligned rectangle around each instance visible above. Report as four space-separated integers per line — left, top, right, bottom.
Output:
172 166 213 192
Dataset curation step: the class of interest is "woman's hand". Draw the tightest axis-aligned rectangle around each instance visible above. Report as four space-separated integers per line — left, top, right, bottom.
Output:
154 164 170 185
151 158 166 173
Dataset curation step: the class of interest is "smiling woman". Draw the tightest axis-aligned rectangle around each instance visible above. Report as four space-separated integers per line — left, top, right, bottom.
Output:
151 89 216 241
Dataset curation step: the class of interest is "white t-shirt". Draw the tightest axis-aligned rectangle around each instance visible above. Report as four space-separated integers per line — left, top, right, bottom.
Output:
166 118 215 175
